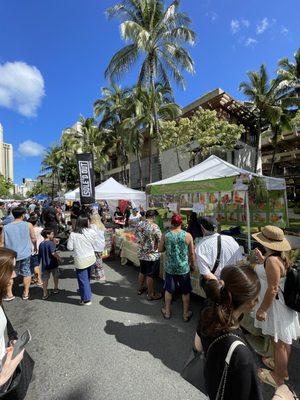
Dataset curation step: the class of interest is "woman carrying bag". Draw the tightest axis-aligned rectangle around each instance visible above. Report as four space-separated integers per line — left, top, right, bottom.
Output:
0 247 34 399
193 265 263 400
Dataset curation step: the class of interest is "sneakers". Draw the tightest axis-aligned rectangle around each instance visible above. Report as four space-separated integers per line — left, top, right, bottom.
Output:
79 300 92 306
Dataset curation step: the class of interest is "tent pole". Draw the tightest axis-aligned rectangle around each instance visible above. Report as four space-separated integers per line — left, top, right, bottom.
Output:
245 191 251 254
284 189 289 227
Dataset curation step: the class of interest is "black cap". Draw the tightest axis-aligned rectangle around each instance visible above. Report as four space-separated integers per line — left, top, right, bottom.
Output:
198 216 218 231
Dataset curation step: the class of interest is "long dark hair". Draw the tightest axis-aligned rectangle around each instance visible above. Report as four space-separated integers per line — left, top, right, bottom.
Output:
74 215 89 234
0 248 17 304
201 265 260 336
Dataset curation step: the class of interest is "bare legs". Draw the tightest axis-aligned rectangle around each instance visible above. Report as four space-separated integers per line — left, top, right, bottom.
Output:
137 272 145 293
138 273 161 299
162 291 191 320
182 293 191 318
273 340 290 384
23 276 31 298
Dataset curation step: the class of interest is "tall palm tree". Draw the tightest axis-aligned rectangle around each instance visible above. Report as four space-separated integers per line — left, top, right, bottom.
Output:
105 0 195 181
122 84 181 183
278 48 300 97
240 64 300 175
94 84 131 184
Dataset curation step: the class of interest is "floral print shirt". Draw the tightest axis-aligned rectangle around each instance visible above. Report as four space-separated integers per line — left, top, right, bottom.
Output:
136 220 162 261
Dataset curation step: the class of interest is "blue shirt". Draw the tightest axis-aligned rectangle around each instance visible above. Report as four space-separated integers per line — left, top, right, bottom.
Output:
38 240 58 270
4 221 31 261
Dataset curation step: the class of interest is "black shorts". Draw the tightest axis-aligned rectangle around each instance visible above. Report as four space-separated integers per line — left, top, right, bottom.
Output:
164 272 192 295
139 259 160 278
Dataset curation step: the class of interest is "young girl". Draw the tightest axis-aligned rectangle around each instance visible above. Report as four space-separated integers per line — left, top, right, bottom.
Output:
89 213 106 282
28 216 43 286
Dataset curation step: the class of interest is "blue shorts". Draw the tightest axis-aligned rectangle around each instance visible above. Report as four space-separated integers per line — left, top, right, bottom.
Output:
30 254 40 270
16 257 33 277
164 272 192 295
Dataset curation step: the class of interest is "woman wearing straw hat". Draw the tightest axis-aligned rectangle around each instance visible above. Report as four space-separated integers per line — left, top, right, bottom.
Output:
252 225 300 388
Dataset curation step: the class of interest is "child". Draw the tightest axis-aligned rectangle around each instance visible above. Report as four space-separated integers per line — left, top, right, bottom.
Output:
39 229 61 300
28 216 43 286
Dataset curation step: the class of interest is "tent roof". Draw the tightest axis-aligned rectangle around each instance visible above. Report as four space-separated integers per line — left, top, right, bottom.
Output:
64 188 79 200
95 177 146 201
148 155 286 191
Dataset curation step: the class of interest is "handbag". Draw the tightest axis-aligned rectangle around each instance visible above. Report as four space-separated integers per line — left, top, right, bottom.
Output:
181 333 244 398
0 312 34 400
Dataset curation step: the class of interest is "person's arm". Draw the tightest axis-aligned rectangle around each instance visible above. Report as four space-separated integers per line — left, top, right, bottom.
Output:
158 234 165 253
51 242 61 263
186 232 196 271
29 223 37 253
195 246 218 281
194 332 203 352
256 257 281 321
0 347 24 387
67 233 74 251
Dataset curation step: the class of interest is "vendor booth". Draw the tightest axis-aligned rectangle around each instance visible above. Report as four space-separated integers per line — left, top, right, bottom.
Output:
64 188 79 201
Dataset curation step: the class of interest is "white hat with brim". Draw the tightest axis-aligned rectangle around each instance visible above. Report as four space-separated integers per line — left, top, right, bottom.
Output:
252 225 291 252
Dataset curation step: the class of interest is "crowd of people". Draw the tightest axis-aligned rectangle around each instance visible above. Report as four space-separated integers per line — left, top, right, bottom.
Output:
0 199 298 399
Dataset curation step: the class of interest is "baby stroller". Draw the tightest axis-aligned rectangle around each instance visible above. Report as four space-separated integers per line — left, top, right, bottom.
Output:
56 223 71 251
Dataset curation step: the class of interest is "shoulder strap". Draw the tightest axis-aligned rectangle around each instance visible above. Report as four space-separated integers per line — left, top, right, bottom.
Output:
211 235 222 275
225 340 245 364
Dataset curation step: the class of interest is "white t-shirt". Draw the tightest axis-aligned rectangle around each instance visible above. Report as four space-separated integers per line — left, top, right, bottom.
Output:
195 233 244 279
67 228 98 269
129 213 141 225
0 307 7 363
33 226 44 254
90 224 105 253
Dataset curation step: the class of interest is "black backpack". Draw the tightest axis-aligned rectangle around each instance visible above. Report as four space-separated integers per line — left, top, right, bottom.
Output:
283 266 300 312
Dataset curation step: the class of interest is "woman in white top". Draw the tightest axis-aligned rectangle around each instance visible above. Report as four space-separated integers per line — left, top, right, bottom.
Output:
0 248 25 389
67 215 98 306
252 226 300 388
90 213 106 282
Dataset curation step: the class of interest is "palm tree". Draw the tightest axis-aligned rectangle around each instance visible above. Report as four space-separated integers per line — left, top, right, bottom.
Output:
240 64 300 175
41 145 62 195
122 84 181 184
94 84 131 184
278 48 300 97
105 0 195 181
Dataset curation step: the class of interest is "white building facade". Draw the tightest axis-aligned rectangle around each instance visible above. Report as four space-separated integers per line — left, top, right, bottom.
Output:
0 123 14 181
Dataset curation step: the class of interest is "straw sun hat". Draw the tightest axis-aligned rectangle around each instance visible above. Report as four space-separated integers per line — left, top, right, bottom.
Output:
252 225 291 252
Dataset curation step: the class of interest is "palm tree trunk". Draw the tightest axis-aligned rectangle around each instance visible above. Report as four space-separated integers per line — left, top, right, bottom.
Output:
175 148 184 172
270 130 279 176
136 149 143 190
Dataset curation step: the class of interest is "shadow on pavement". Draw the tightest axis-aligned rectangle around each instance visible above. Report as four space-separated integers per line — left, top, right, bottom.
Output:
104 319 194 374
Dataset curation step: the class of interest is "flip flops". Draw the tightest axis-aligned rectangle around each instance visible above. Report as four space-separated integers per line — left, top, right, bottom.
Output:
137 287 147 295
183 311 193 322
147 293 163 301
3 296 15 302
258 368 279 388
42 294 49 300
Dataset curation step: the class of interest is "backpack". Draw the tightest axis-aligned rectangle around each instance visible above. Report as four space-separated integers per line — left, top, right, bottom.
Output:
283 266 300 312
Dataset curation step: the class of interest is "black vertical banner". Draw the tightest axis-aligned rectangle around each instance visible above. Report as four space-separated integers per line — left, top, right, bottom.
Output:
76 153 95 204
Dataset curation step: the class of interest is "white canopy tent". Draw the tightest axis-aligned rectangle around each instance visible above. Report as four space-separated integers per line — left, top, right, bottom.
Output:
74 177 146 211
149 155 286 191
64 188 79 201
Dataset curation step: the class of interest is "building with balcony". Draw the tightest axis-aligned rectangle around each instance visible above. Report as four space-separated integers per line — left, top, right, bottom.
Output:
103 88 258 189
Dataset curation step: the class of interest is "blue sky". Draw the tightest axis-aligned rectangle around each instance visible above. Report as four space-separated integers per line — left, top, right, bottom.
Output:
0 0 299 184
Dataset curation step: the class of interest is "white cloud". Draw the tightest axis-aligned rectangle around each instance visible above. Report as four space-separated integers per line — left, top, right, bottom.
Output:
18 140 45 157
281 26 289 35
0 61 45 117
256 17 269 34
245 37 258 47
231 19 240 34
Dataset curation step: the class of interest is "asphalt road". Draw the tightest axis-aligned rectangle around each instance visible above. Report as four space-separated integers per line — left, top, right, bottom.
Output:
4 253 300 400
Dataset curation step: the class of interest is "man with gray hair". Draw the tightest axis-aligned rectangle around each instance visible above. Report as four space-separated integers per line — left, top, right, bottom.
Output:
195 216 244 284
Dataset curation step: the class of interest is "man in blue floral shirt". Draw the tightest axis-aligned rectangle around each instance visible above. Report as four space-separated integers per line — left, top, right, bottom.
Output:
135 210 162 300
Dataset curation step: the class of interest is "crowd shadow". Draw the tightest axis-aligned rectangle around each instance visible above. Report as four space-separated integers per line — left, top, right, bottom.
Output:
104 319 194 374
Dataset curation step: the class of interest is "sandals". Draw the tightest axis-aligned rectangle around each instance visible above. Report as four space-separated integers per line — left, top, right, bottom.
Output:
137 287 147 296
183 311 193 322
147 293 163 301
42 294 49 300
161 308 171 320
3 296 15 302
53 289 59 294
22 294 30 300
258 368 280 388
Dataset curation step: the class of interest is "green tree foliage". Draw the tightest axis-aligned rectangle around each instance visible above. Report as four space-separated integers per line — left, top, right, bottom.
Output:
159 108 245 169
27 181 52 197
0 175 13 197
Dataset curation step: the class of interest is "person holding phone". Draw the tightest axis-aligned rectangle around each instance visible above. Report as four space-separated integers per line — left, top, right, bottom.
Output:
0 248 25 389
